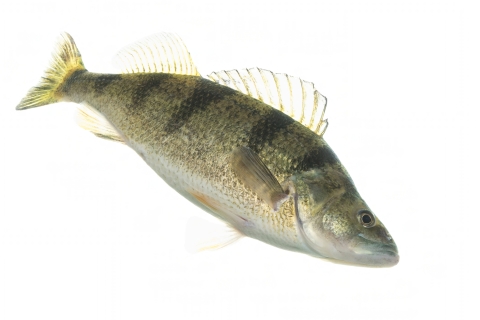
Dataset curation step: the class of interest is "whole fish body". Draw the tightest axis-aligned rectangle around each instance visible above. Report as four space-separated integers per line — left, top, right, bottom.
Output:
16 33 399 267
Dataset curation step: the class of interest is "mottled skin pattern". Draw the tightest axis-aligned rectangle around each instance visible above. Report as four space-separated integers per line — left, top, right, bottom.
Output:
17 33 399 266
60 70 351 253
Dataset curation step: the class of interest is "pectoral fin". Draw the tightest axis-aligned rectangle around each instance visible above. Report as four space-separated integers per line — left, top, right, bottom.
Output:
231 146 288 211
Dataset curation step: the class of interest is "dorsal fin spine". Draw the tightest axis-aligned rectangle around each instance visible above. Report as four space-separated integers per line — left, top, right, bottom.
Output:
299 78 306 124
259 69 273 106
233 70 243 91
287 75 294 117
272 72 285 113
238 69 253 97
227 70 241 92
207 68 328 137
246 68 259 100
309 90 319 129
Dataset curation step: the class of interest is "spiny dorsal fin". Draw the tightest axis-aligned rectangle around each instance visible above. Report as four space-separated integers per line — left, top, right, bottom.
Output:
76 104 125 143
113 33 200 76
208 68 328 136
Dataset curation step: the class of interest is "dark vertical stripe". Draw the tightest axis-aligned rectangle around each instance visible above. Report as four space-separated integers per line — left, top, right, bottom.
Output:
296 146 340 171
61 69 89 96
164 79 236 134
131 73 173 106
246 109 295 153
92 73 123 94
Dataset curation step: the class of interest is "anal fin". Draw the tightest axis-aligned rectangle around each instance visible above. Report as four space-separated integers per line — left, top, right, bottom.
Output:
76 104 125 143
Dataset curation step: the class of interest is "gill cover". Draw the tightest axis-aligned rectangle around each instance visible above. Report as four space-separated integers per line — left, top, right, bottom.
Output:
291 167 399 267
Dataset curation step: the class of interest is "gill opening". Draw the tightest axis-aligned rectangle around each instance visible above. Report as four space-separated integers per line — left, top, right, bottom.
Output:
293 192 327 258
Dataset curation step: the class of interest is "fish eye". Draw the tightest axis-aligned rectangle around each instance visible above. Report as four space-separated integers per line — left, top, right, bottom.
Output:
358 210 375 228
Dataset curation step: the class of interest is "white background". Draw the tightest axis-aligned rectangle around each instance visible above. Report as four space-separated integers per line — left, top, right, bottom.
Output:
1 1 479 319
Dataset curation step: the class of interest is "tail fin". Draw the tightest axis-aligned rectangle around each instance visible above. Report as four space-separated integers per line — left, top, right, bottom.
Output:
16 33 86 110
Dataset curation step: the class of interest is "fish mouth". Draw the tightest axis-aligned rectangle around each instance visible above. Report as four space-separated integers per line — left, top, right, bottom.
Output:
349 236 399 267
377 247 399 267
294 200 399 267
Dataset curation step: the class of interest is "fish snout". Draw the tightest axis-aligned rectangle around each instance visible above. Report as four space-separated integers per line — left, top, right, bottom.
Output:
381 241 399 266
355 231 399 267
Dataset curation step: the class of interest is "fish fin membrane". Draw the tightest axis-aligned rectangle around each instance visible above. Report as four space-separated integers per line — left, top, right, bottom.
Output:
185 216 242 253
187 188 254 230
231 146 288 211
76 103 125 143
208 68 329 136
113 33 200 76
16 33 86 110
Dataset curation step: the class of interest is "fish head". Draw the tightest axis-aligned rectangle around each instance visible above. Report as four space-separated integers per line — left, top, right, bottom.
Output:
291 167 399 267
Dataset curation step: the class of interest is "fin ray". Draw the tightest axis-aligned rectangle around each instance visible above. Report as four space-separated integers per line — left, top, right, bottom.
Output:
16 33 85 110
76 104 125 143
231 146 288 211
208 68 328 136
185 216 242 253
114 33 200 76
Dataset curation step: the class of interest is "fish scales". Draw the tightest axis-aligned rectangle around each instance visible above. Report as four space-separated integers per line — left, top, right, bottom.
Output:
62 70 340 248
16 33 399 266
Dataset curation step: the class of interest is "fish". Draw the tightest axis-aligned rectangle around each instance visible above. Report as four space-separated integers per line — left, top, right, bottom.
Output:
16 32 399 267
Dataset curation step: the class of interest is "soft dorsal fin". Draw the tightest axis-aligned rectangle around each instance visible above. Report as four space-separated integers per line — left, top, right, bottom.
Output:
113 33 200 76
208 68 328 136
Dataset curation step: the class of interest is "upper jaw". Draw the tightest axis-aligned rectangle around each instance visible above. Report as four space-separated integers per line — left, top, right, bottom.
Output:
373 245 399 267
351 241 399 267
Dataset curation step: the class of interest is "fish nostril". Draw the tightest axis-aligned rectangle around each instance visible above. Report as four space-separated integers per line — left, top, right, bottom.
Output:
384 230 393 241
377 228 392 241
